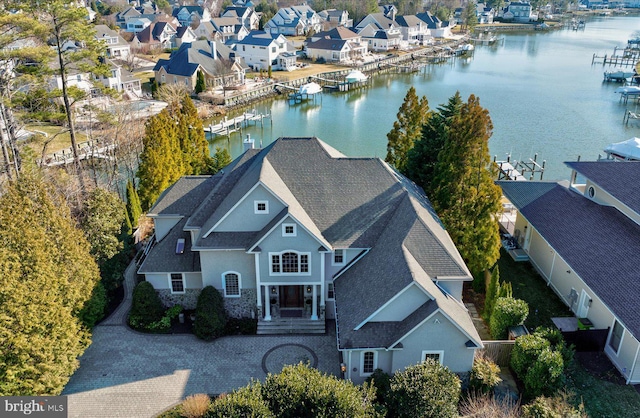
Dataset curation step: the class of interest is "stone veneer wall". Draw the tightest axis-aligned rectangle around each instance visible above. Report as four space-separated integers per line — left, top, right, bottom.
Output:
157 288 257 317
157 289 199 310
224 289 257 319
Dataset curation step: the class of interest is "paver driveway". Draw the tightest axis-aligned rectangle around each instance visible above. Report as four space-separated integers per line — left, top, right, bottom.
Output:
62 262 340 418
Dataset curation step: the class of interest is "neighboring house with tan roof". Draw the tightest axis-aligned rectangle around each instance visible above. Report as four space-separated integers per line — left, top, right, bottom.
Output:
94 24 130 59
498 161 640 384
138 137 483 384
153 40 245 92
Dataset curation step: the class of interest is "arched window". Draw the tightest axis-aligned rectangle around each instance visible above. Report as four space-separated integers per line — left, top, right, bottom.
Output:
361 351 376 376
222 272 241 297
270 251 310 275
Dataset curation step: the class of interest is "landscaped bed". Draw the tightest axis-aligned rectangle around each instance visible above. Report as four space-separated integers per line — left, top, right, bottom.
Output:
492 249 640 416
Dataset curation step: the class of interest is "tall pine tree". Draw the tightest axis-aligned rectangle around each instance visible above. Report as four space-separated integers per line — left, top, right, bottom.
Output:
178 95 212 175
125 180 142 229
137 109 185 210
406 92 463 197
431 94 502 276
385 87 429 174
0 167 102 395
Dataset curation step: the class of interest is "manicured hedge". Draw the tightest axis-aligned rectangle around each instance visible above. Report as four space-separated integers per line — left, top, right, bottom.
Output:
489 296 529 339
128 281 165 330
193 286 227 340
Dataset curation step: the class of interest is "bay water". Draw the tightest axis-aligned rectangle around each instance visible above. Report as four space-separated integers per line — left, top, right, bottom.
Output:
211 15 640 181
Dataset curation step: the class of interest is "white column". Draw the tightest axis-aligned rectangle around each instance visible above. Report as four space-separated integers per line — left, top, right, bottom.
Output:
264 285 271 321
255 253 262 308
311 284 318 320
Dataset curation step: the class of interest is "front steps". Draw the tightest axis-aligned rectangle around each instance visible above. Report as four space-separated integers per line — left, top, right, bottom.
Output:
257 318 326 334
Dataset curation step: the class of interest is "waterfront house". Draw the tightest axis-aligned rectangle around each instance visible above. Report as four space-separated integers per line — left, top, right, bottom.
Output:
498 161 640 384
209 17 250 43
234 30 296 71
94 25 130 59
138 137 482 384
357 24 403 52
416 11 454 38
395 15 431 44
153 40 244 92
265 5 323 36
503 1 535 22
305 27 367 62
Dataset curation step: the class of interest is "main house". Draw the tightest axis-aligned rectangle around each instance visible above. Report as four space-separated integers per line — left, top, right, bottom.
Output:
498 161 640 384
138 137 482 383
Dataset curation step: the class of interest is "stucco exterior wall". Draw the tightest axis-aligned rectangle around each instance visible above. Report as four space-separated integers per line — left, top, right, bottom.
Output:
437 280 463 301
390 311 475 374
371 284 427 321
154 216 182 242
345 349 393 385
214 185 286 232
199 249 256 290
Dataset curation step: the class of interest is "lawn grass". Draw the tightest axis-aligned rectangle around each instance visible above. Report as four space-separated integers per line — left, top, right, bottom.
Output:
495 249 640 416
24 123 87 156
567 361 640 418
496 249 570 331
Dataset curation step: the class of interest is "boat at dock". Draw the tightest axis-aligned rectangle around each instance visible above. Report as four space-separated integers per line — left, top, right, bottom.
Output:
298 82 322 95
345 70 368 83
603 137 640 160
604 69 635 82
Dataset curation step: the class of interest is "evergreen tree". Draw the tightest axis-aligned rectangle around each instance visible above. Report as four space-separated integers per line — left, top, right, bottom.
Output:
431 94 502 275
178 95 212 175
125 180 142 229
385 87 429 174
462 2 479 32
0 168 102 395
209 147 232 174
82 188 126 266
484 266 500 318
137 109 185 210
195 70 206 94
405 92 463 196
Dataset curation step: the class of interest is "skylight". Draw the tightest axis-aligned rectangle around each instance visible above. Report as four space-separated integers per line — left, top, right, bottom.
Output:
175 238 185 254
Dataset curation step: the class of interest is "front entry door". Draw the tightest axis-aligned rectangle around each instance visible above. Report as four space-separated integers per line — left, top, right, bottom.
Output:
280 285 303 308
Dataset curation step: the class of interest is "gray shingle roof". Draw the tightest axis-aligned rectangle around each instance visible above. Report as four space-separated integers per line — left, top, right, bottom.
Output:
236 30 277 46
566 161 640 215
138 218 200 273
154 40 226 77
145 137 475 347
306 38 348 51
498 180 640 341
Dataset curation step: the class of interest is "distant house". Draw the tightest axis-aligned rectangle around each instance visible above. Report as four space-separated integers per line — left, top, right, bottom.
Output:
222 6 260 31
318 9 352 28
234 30 296 71
49 59 141 97
503 1 535 22
416 11 454 38
126 17 152 34
194 21 219 41
210 17 250 43
498 161 640 384
305 27 367 62
175 26 198 48
354 12 404 50
153 40 245 92
172 5 211 28
477 4 495 24
132 21 177 52
265 5 323 36
395 15 430 44
94 25 130 59
138 137 483 385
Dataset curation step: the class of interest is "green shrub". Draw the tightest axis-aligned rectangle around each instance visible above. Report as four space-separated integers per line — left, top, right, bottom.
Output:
262 363 377 418
224 317 258 335
470 354 502 394
365 368 391 407
489 297 528 339
534 327 575 366
523 390 587 418
510 334 550 378
146 304 183 332
524 348 565 398
388 359 461 418
208 383 273 418
79 281 107 328
193 286 227 340
128 281 165 330
484 266 500 317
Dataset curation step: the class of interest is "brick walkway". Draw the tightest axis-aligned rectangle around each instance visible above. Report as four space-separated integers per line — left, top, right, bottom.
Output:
62 261 341 418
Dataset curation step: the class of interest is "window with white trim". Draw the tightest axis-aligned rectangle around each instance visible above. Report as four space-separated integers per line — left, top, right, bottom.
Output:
361 351 377 375
609 320 624 354
254 200 269 214
333 249 345 265
282 223 296 237
223 272 241 297
170 273 185 294
327 282 335 300
270 251 310 275
422 350 444 365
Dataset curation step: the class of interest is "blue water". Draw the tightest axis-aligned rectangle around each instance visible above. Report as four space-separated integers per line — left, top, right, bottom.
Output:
211 16 640 181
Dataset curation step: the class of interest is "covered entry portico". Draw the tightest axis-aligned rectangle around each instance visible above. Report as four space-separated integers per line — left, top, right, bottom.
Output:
259 283 323 323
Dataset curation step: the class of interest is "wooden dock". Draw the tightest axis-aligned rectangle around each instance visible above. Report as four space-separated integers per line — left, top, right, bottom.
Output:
205 111 270 137
592 46 640 66
42 140 116 167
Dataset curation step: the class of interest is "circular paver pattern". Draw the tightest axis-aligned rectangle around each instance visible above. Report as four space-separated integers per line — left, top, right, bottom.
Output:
262 343 318 374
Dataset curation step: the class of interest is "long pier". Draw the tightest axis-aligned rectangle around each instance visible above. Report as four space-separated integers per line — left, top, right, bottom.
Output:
205 111 271 137
41 140 116 167
592 46 640 66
